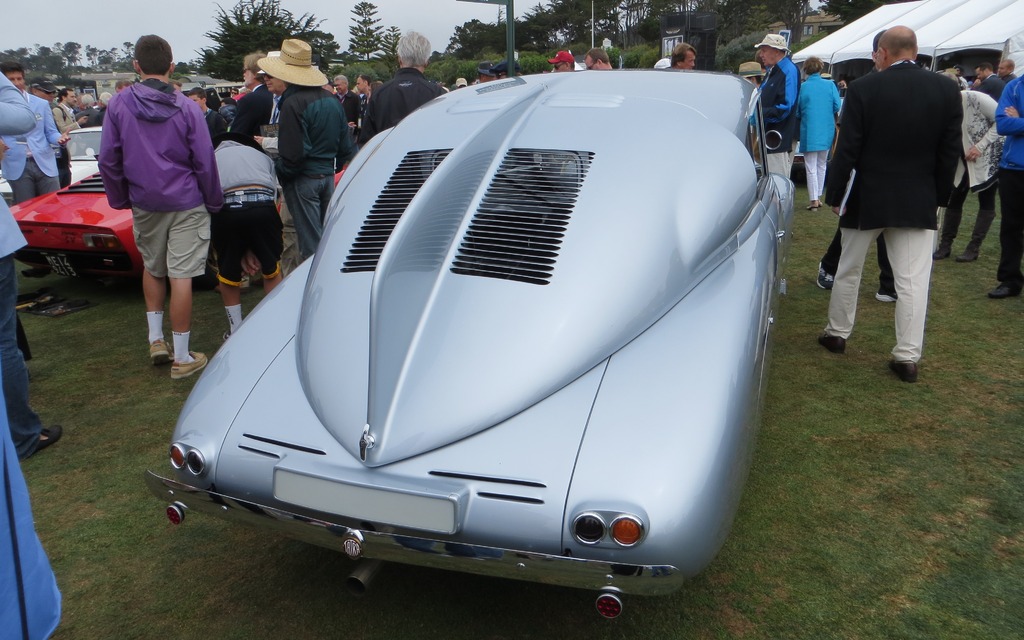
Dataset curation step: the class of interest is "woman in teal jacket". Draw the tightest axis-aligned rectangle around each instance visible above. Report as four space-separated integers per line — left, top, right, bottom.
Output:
797 57 842 210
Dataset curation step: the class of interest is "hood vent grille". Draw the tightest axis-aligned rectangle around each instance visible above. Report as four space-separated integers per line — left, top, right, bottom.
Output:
63 175 105 194
341 149 451 273
451 149 594 285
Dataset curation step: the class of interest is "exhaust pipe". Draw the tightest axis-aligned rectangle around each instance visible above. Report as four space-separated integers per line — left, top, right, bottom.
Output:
345 559 382 596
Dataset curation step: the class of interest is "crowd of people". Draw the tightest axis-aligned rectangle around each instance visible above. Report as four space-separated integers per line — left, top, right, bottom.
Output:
3 21 1024 636
741 27 1022 383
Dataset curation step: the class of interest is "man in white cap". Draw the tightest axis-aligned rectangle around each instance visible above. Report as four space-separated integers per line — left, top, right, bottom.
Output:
754 33 799 177
259 39 355 259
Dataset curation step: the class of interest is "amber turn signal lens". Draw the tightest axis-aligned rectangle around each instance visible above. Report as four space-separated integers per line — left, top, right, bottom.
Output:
611 516 643 546
169 443 186 469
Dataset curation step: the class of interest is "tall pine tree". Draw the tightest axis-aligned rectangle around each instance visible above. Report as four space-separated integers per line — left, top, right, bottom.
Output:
350 2 384 61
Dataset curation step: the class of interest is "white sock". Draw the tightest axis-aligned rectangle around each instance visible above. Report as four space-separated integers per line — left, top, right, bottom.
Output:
225 305 243 335
147 311 164 343
172 331 193 364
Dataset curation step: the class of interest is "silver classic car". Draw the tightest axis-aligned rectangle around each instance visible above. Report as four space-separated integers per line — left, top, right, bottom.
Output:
146 69 794 617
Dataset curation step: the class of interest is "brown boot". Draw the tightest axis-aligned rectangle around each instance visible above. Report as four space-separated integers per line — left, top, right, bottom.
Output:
933 208 961 260
956 209 996 262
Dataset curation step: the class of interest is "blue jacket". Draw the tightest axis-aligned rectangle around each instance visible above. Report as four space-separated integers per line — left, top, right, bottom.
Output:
797 73 841 153
0 92 61 180
0 386 61 639
0 74 35 258
996 76 1024 171
760 55 800 153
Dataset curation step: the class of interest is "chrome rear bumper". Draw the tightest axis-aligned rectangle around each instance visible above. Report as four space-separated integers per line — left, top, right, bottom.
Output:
145 471 684 595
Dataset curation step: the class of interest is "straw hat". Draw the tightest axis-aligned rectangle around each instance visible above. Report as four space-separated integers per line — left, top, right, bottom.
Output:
257 39 327 87
738 62 763 77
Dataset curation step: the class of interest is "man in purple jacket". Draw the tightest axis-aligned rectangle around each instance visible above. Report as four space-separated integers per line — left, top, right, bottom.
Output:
99 35 223 380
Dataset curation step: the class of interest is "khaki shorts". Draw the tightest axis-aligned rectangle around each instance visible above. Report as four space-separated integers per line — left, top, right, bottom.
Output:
132 205 212 279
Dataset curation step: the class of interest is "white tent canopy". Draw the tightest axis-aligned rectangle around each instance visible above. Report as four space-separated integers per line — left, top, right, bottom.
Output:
934 1 1024 57
794 0 1023 66
793 1 923 63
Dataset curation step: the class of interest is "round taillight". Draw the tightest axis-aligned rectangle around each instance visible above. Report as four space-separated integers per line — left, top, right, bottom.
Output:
169 444 186 469
573 513 605 544
185 449 206 476
166 503 185 525
610 516 644 546
595 592 623 618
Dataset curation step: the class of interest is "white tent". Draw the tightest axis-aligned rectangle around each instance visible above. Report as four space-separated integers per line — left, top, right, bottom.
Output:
934 1 1024 58
794 0 1024 67
1005 30 1024 70
829 0 975 64
793 1 923 64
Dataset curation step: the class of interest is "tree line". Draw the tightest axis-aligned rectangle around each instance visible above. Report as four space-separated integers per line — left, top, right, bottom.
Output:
0 0 911 84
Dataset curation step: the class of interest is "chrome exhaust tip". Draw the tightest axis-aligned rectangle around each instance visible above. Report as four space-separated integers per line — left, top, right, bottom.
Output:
345 559 382 596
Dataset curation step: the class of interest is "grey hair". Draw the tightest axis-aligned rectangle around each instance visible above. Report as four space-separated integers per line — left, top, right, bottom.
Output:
397 31 431 68
333 74 348 85
79 93 96 107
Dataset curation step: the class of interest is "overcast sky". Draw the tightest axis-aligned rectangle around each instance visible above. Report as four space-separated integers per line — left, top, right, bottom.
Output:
6 0 526 63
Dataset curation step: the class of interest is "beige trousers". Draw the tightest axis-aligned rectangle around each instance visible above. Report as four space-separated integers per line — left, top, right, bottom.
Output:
824 227 935 363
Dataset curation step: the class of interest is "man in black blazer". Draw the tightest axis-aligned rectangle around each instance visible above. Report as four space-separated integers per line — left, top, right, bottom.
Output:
230 52 274 137
818 26 962 383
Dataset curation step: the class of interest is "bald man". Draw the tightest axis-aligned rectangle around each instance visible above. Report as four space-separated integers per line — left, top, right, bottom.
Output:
818 26 962 383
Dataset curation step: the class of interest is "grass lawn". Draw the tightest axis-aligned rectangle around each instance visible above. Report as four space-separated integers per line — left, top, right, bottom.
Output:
15 185 1024 639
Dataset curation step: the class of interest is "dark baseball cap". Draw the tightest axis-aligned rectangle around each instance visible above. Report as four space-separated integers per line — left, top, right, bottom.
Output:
30 78 57 94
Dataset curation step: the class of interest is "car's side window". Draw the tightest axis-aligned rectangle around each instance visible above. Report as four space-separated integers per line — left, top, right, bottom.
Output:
745 94 770 179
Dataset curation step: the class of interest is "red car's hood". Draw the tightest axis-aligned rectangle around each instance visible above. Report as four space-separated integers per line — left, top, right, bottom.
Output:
13 176 130 229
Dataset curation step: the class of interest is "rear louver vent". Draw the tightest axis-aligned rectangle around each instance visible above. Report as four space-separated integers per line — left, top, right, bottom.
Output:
341 149 451 272
451 149 593 285
63 175 105 194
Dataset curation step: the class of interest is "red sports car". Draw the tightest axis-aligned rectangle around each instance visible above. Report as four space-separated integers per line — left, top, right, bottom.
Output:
12 174 142 278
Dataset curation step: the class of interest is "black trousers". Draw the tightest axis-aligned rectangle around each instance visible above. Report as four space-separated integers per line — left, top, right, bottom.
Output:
820 223 895 295
56 144 71 188
947 174 997 210
996 168 1024 290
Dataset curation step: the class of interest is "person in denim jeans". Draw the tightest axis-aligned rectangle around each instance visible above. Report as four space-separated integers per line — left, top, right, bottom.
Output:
0 72 62 458
259 39 354 259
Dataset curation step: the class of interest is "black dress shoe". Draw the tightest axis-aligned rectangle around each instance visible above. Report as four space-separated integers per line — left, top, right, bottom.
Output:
818 334 846 354
888 360 918 383
34 425 63 453
988 284 1022 299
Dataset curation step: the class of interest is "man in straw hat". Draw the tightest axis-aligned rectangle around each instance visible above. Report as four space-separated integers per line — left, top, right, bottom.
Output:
359 31 444 145
738 61 763 87
754 33 799 177
259 39 355 259
99 34 223 380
